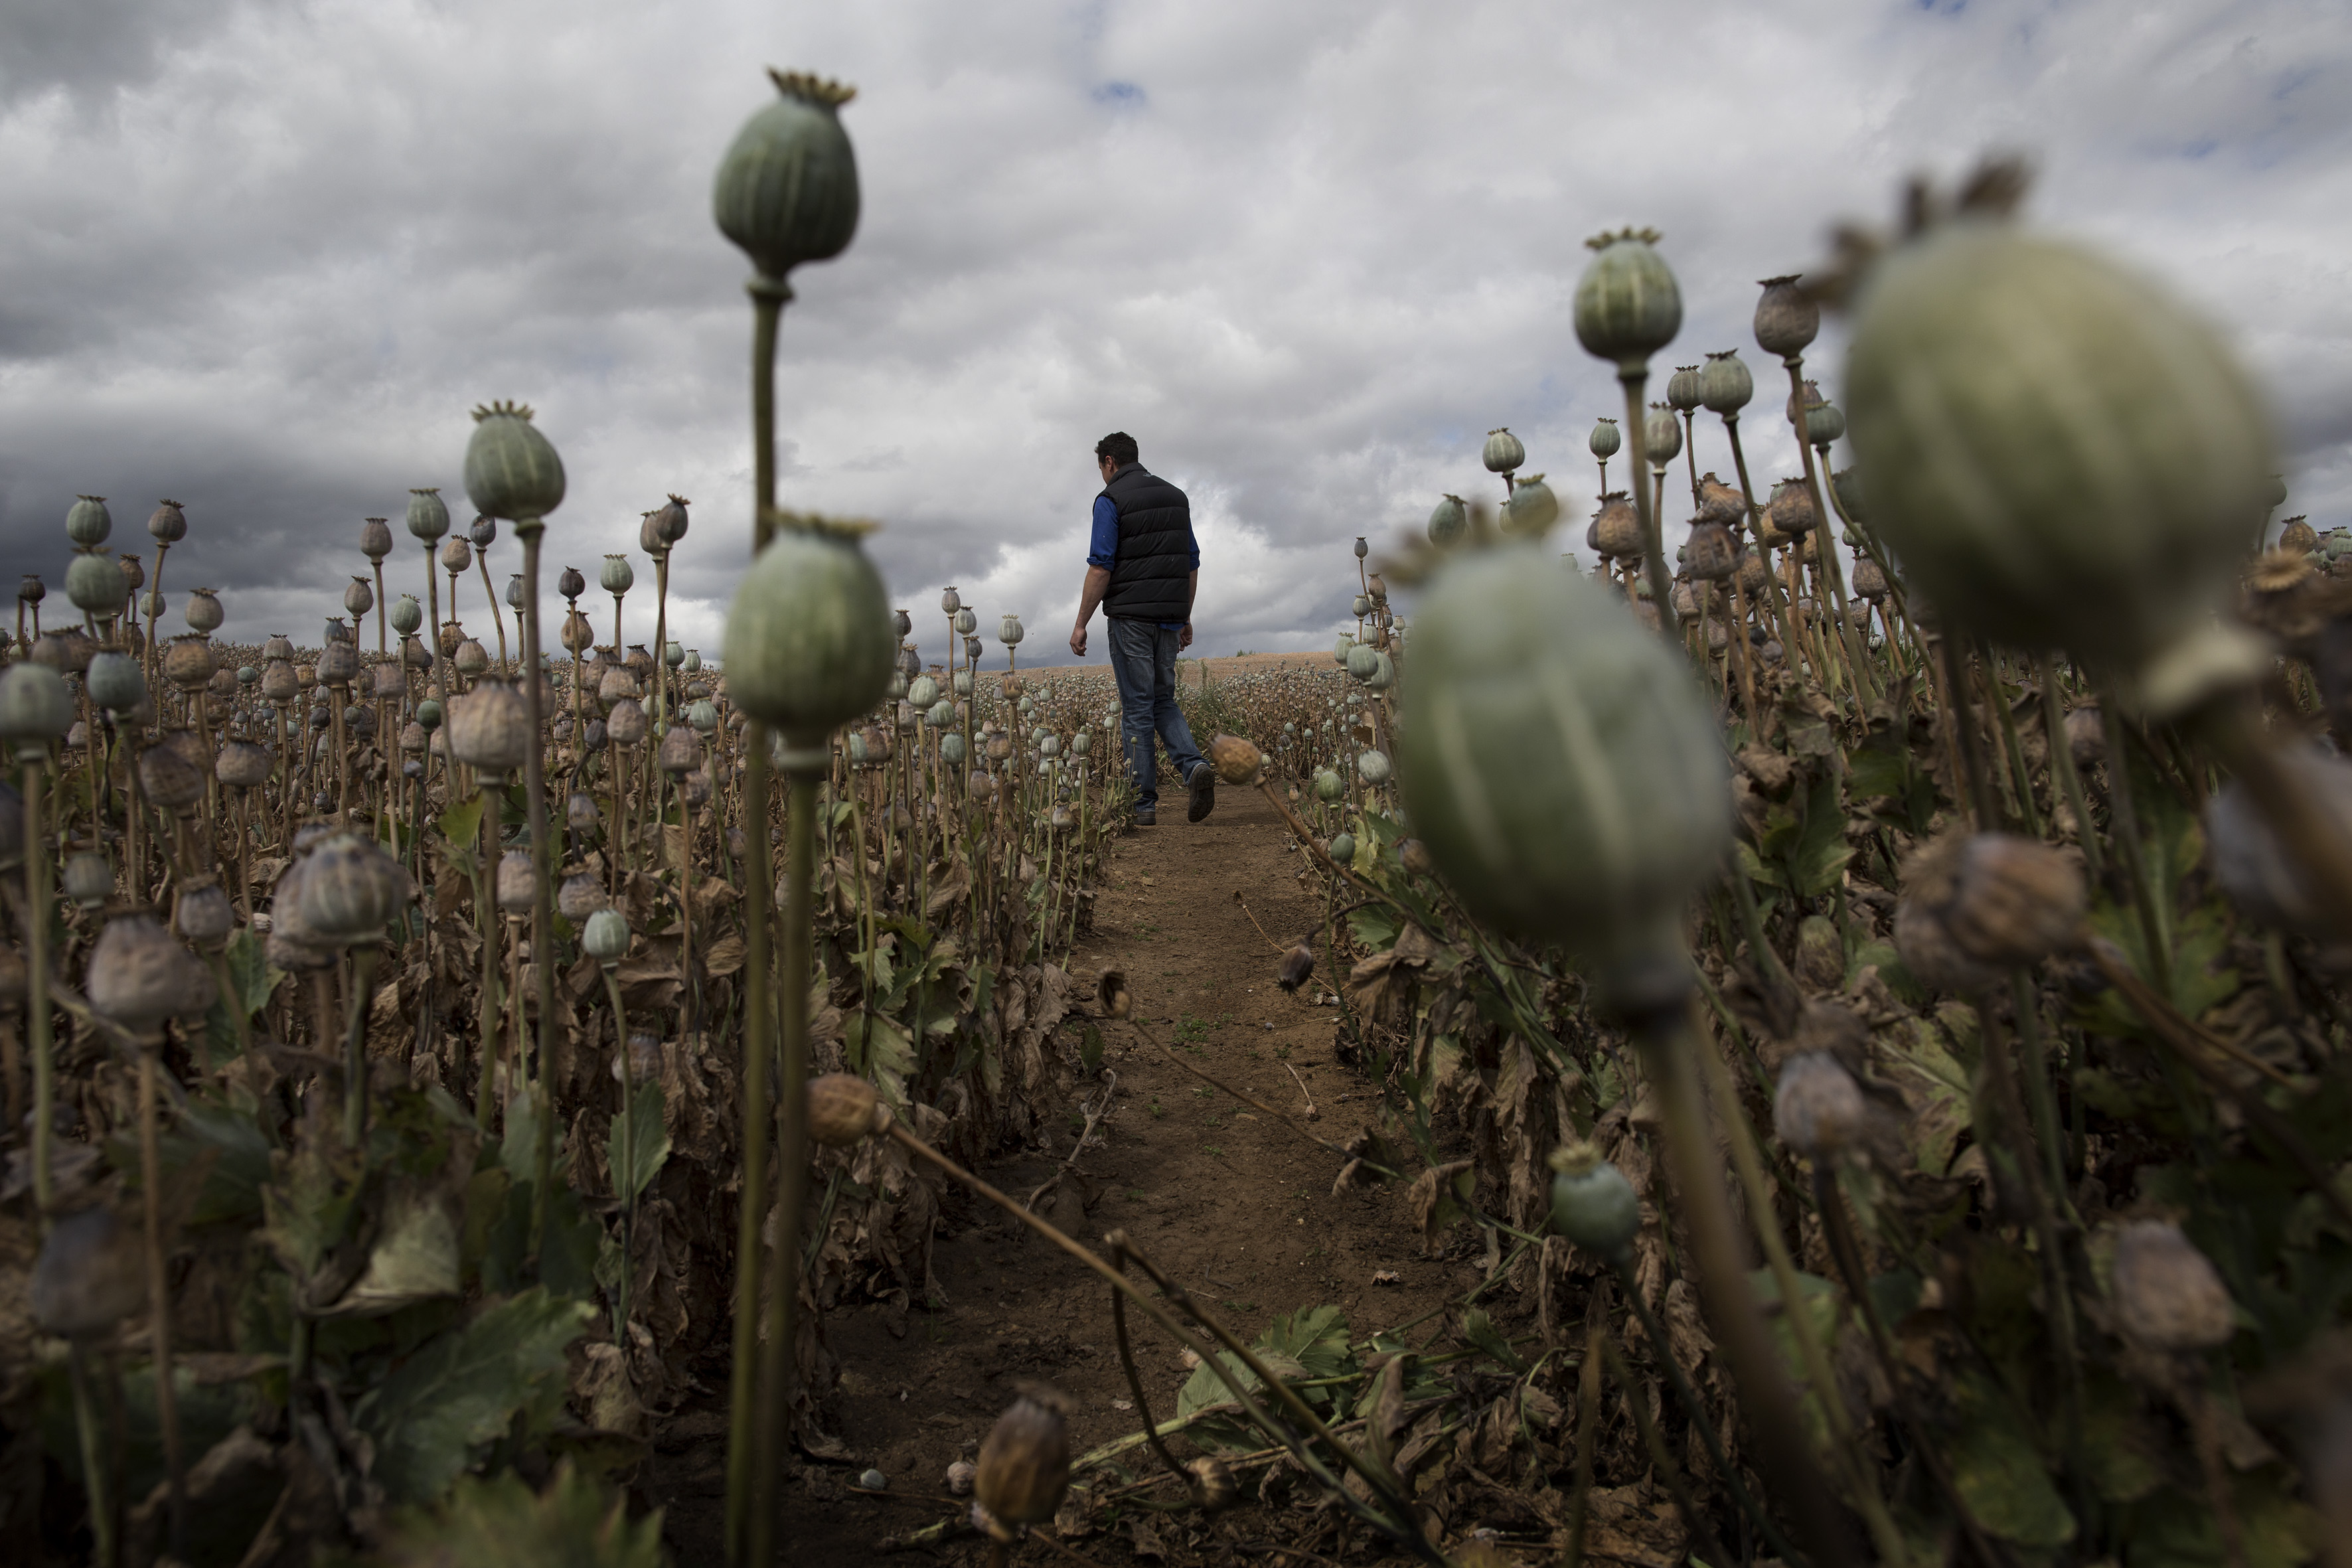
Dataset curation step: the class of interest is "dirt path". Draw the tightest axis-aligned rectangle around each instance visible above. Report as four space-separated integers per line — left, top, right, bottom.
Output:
648 783 1466 1563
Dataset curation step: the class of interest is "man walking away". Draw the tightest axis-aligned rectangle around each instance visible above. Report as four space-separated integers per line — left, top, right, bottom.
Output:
1068 431 1214 826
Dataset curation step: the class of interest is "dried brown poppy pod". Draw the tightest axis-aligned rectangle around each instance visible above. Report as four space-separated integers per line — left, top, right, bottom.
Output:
1695 473 1746 528
1942 832 2087 967
558 872 607 923
1893 832 2005 994
1591 493 1642 560
1753 274 1820 360
1398 838 1436 878
1194 734 1255 788
1766 477 1818 539
1186 1455 1238 1512
945 1460 977 1497
88 911 214 1038
1849 553 1889 601
216 739 272 790
447 678 530 777
1277 944 1316 993
495 850 535 915
2112 1219 2235 1352
566 792 601 832
31 1204 147 1340
658 721 701 775
807 1071 886 1146
1096 968 1132 1019
1685 521 1739 582
161 633 216 692
1772 1051 1867 1160
137 729 210 813
298 832 411 945
975 1386 1070 1535
2065 705 2105 767
452 639 491 680
316 639 360 689
260 659 299 704
606 698 648 748
2278 516 2317 555
173 880 236 950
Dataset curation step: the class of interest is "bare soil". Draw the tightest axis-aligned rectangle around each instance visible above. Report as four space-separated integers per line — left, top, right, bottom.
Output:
641 782 1464 1564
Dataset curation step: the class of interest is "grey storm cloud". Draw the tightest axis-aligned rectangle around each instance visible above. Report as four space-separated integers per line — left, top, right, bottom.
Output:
1 0 2347 665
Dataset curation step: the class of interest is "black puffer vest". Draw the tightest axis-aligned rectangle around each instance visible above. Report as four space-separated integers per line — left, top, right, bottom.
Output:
1101 464 1193 622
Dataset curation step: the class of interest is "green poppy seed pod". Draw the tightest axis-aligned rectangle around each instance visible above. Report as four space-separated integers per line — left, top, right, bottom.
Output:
1588 418 1621 461
1428 494 1466 547
953 607 977 636
1505 474 1560 536
447 678 530 776
65 495 111 548
1573 230 1682 371
1482 428 1524 475
975 1387 1070 1534
907 674 940 710
1699 351 1753 416
89 911 213 1036
1314 770 1343 803
463 402 566 522
684 649 702 673
17 576 42 605
807 1071 884 1146
65 551 127 617
1332 636 1352 666
1547 1143 1640 1257
939 586 961 615
601 554 634 596
390 595 423 637
344 576 374 619
86 652 143 714
926 697 954 729
1352 593 1372 619
1353 536 1368 560
722 528 896 750
583 907 631 964
1326 830 1356 863
31 1204 147 1340
1357 749 1391 785
1666 365 1703 414
2112 1220 2235 1352
713 70 860 280
1345 643 1378 683
184 588 224 635
407 487 451 542
506 574 526 613
1644 404 1681 466
298 832 410 945
894 609 914 641
1805 400 1846 447
1845 221 2274 708
688 700 720 735
1000 614 1024 646
1753 274 1820 359
1398 546 1727 996
146 500 187 545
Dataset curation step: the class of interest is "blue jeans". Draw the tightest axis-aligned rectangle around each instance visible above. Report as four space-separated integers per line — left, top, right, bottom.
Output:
1106 618 1204 811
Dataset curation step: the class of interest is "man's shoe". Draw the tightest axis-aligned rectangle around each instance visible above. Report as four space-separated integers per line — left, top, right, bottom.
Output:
1135 809 1156 826
1187 764 1215 823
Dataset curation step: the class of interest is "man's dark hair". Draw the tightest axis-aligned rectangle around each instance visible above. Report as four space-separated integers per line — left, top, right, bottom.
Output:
1095 431 1140 467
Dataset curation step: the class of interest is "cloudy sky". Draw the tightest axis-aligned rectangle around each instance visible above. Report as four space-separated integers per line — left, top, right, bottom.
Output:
3 0 2346 668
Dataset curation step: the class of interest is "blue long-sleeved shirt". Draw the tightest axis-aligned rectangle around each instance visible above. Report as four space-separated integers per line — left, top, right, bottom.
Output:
1088 492 1198 629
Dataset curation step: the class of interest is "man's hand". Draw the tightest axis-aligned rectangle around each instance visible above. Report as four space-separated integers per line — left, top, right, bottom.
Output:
1070 621 1089 658
1177 621 1194 651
